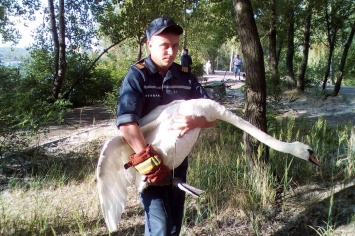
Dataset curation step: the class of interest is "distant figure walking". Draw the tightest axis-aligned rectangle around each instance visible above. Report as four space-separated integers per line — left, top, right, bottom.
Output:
180 48 192 72
205 60 211 75
232 54 243 79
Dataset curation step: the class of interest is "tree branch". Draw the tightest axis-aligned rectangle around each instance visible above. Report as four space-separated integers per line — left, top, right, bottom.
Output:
62 39 127 99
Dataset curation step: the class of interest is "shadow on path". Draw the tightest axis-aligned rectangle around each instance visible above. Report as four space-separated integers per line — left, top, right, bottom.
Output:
273 183 355 236
63 104 115 126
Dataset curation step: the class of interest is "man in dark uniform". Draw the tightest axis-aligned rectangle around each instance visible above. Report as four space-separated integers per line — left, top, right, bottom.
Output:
116 17 217 236
180 48 192 72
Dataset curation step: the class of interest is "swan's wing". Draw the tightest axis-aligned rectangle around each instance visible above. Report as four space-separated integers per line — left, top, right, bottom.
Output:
96 136 136 232
139 100 185 127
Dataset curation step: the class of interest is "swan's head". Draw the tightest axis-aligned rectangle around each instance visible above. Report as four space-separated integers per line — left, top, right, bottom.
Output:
293 142 320 167
307 149 320 167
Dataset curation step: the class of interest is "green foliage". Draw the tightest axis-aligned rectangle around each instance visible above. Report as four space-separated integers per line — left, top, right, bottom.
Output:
69 67 114 107
186 0 235 66
30 0 109 51
100 48 138 114
0 65 31 152
60 52 116 107
97 0 188 47
0 50 72 154
0 0 41 44
191 61 204 78
22 48 117 107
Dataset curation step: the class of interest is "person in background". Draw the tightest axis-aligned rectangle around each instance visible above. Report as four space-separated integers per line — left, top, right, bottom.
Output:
116 17 217 236
232 54 243 79
205 60 211 75
180 47 192 72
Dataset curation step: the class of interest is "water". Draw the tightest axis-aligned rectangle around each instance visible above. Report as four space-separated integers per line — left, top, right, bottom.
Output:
2 61 23 67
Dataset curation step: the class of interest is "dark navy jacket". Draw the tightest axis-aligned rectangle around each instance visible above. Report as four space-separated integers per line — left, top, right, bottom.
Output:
116 55 209 128
180 54 192 68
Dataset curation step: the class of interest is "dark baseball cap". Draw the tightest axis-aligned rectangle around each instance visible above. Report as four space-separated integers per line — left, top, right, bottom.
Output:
146 17 183 40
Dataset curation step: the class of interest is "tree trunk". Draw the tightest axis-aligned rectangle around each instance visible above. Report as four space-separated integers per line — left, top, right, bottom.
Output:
229 48 234 72
62 39 127 99
50 0 67 100
137 40 142 61
210 50 217 74
0 6 5 20
48 0 59 98
322 42 335 90
285 7 296 85
332 20 355 96
268 0 279 91
322 9 338 91
297 4 312 92
233 0 268 165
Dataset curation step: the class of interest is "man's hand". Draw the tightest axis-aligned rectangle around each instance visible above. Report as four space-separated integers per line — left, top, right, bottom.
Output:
125 145 171 185
170 115 218 137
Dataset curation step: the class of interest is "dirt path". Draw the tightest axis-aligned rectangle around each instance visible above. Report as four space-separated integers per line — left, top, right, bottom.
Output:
39 104 116 146
41 71 355 145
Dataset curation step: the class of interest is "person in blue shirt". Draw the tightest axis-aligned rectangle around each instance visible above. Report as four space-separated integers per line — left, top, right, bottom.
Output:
180 48 192 72
232 54 243 79
116 17 217 236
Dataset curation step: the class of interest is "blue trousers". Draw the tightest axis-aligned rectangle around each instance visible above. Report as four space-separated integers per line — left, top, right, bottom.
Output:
140 158 188 236
234 65 241 75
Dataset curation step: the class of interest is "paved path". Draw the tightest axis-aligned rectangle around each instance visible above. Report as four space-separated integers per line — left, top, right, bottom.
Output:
323 84 355 97
205 70 354 98
202 70 246 82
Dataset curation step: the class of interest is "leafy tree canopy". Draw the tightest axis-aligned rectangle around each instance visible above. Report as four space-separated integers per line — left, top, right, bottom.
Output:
0 0 41 44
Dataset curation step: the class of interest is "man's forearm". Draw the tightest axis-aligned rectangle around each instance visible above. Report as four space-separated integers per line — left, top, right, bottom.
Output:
119 123 147 153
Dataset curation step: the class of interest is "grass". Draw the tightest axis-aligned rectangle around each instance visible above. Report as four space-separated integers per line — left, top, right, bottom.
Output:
0 140 104 235
184 118 355 235
0 117 354 235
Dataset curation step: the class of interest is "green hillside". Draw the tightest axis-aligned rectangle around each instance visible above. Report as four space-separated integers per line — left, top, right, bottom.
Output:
0 47 30 62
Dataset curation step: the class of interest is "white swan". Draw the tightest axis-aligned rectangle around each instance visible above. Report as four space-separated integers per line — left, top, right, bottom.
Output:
96 98 319 232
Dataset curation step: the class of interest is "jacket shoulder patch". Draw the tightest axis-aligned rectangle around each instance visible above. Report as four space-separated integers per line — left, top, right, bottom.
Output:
135 62 145 69
181 66 189 73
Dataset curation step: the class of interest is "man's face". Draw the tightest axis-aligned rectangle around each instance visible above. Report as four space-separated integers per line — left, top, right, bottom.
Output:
148 32 180 72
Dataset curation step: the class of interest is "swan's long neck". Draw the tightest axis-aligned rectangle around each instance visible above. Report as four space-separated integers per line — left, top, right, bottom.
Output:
214 104 294 155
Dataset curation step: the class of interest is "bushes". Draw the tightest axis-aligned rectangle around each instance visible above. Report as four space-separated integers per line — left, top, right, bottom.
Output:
191 61 204 78
0 63 71 154
68 67 115 107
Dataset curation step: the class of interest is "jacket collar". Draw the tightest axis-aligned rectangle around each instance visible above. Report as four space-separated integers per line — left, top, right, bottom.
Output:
144 56 159 75
144 55 179 77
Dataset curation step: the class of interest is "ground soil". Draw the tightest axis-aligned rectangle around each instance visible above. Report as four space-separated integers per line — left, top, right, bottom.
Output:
36 71 355 235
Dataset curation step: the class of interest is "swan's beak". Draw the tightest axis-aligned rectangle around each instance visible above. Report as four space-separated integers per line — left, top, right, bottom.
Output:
309 153 320 167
